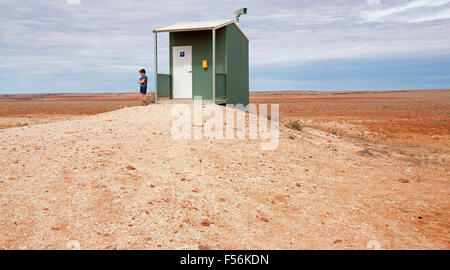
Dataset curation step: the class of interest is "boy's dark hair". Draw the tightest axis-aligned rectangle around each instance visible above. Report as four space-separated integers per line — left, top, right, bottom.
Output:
139 69 146 74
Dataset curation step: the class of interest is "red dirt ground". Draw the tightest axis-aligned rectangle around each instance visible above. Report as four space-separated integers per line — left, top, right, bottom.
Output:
0 90 448 250
0 93 152 129
251 90 450 150
1 89 448 153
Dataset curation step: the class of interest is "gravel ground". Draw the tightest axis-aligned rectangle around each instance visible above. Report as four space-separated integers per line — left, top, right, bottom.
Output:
0 104 448 249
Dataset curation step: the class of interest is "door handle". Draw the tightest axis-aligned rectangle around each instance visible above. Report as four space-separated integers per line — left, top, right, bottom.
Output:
188 71 192 73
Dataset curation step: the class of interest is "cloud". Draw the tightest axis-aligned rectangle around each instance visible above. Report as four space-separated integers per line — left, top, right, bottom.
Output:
407 8 450 23
0 0 450 92
361 0 450 23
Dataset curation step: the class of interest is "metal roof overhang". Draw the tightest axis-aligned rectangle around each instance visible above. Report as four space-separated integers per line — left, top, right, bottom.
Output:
153 19 249 41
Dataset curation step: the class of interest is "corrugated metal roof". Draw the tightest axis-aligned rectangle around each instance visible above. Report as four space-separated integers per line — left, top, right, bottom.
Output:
153 19 234 33
153 19 249 40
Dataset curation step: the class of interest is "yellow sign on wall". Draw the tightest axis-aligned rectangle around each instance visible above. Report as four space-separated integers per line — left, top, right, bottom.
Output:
202 60 208 69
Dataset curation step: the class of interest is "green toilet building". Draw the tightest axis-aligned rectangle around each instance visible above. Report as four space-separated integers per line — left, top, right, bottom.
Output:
153 19 249 105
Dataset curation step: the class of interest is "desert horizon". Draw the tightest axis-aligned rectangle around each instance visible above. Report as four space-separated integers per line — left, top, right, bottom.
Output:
1 88 449 96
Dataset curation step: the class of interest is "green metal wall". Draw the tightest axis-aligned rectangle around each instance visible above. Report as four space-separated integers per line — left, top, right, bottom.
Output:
170 29 226 100
225 24 249 106
168 24 248 105
215 73 226 99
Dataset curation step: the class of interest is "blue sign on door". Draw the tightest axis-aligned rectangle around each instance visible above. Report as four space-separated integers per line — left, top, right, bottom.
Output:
180 52 185 57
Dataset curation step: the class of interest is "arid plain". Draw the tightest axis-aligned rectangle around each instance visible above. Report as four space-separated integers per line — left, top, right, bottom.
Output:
0 90 448 249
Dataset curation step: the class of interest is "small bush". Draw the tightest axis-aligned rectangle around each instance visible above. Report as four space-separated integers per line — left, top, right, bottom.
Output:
290 121 303 131
358 148 373 156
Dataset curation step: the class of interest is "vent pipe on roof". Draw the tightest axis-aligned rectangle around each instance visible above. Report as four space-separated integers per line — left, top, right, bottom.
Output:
234 8 247 25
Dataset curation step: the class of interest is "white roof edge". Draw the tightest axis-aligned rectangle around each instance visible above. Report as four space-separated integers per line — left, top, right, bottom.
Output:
153 19 233 33
232 22 249 41
213 19 235 30
153 19 249 41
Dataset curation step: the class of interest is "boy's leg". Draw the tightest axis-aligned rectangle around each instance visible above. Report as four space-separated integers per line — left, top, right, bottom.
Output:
142 93 149 105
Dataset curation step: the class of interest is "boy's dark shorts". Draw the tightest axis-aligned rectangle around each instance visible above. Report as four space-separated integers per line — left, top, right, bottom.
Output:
140 86 147 95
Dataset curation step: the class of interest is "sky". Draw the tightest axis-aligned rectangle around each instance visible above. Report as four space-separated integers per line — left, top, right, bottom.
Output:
0 0 449 93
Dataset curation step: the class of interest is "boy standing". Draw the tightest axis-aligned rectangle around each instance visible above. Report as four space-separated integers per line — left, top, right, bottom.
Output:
137 69 148 105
